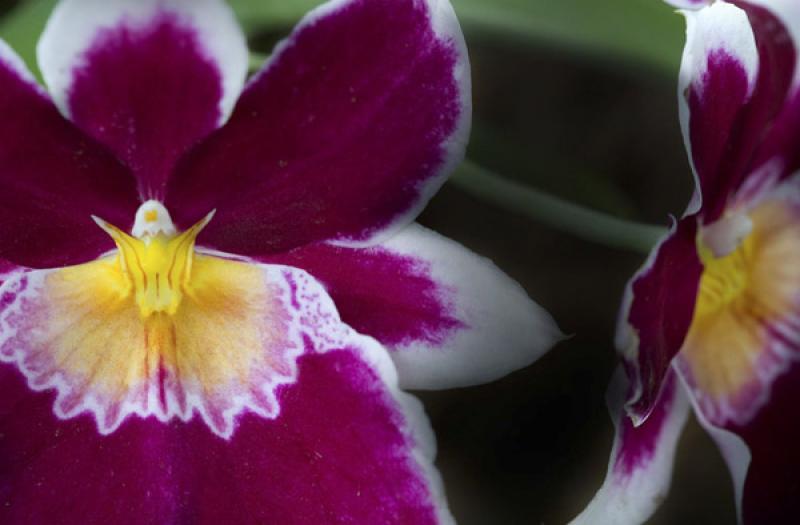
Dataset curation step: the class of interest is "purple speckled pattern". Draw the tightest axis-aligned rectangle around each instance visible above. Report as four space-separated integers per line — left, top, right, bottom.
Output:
266 242 464 350
623 219 702 421
0 259 19 287
68 14 224 200
0 49 138 269
0 349 438 525
166 0 465 254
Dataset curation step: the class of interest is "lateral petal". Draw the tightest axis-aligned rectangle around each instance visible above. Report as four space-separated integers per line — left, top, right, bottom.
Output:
167 0 471 254
267 224 563 390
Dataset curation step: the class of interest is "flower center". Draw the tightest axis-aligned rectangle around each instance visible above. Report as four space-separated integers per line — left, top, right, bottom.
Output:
694 219 754 319
679 198 800 424
93 200 213 317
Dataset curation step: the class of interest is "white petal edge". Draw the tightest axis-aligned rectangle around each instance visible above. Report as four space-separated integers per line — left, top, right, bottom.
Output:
570 367 691 525
676 367 751 524
37 0 248 124
379 223 563 391
678 1 758 215
278 0 471 249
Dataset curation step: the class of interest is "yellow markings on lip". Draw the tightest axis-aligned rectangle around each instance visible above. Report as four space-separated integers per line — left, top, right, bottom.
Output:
30 251 283 425
694 223 754 320
92 211 214 317
0 202 303 435
682 198 800 410
144 209 159 223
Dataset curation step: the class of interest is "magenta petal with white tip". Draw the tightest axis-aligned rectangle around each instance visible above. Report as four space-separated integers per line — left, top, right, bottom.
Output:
571 368 690 525
267 224 563 390
166 0 471 254
38 0 248 199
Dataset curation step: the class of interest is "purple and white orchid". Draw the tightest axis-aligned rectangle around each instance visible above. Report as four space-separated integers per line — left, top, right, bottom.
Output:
0 0 562 522
573 1 800 523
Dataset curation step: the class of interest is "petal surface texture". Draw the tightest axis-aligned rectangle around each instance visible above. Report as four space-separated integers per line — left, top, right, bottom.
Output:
166 0 471 254
0 40 138 268
37 0 248 200
618 219 703 422
267 224 563 390
0 254 452 523
570 368 690 525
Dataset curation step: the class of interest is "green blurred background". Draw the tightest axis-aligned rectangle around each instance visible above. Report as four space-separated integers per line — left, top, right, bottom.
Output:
0 0 736 522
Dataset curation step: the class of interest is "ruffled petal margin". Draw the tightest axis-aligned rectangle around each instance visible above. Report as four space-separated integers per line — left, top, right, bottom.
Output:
0 39 138 269
37 0 248 199
0 260 454 524
570 368 690 525
266 223 563 390
167 0 471 255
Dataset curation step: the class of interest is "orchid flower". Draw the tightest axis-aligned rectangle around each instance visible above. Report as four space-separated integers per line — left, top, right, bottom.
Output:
572 1 800 523
0 0 562 522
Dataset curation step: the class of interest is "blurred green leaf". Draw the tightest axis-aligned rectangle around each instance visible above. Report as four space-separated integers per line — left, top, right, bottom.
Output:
451 160 665 253
228 0 684 72
0 0 683 79
0 0 55 80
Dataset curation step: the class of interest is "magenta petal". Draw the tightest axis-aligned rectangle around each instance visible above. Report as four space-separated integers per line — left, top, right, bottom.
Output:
571 368 691 524
726 363 800 523
619 217 702 422
38 0 248 200
265 224 561 390
681 2 795 220
736 3 800 198
167 0 470 254
0 347 449 524
266 236 466 358
0 42 138 268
